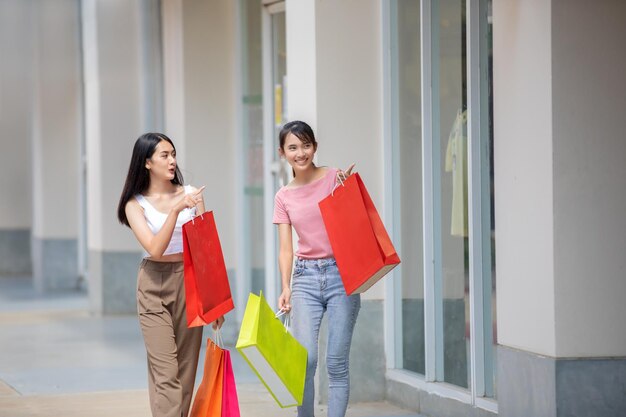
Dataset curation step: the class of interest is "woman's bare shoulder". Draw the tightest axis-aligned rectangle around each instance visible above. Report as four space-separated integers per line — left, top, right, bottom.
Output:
125 197 143 213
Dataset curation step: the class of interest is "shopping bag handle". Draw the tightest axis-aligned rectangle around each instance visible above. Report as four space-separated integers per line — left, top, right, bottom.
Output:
331 171 348 196
212 327 224 348
275 308 291 333
190 209 205 225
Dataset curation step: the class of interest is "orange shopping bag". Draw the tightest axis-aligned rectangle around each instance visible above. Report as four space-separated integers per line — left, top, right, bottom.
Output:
318 173 400 295
190 337 225 417
183 211 235 327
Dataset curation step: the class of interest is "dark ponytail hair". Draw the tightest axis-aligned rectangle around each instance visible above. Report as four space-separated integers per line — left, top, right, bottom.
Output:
117 133 184 227
278 120 318 177
278 120 317 151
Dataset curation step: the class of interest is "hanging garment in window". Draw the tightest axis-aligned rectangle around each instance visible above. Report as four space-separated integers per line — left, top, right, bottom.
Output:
445 109 468 237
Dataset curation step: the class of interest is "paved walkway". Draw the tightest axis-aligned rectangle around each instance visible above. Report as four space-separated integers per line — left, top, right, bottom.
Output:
0 277 422 417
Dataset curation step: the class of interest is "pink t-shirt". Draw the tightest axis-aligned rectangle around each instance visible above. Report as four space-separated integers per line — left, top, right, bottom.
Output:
273 167 338 259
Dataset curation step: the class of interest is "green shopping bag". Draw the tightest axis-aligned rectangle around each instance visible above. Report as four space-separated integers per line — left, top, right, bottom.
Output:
236 292 307 408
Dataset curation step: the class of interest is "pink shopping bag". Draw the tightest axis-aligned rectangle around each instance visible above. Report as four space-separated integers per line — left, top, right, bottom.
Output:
221 349 240 417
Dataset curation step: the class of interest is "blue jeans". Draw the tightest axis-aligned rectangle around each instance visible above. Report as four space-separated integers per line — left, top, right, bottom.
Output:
290 257 361 417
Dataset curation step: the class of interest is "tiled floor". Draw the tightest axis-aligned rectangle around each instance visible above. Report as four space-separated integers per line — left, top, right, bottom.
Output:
0 276 423 417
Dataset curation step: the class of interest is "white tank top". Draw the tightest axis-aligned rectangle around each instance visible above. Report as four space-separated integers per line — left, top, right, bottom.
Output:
134 185 197 258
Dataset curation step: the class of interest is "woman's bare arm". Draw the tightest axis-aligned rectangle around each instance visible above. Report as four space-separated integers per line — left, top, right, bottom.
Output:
277 223 294 311
125 187 204 259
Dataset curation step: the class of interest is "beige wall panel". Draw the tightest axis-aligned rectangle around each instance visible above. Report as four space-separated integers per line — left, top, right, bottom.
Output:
286 0 318 127
181 0 237 268
552 0 626 357
31 0 81 239
493 0 556 356
315 0 384 300
85 0 146 252
0 0 34 229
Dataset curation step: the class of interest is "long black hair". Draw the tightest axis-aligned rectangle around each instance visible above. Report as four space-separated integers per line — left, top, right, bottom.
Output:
117 133 184 227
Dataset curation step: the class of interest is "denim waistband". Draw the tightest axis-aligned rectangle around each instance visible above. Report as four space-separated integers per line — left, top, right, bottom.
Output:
295 257 336 268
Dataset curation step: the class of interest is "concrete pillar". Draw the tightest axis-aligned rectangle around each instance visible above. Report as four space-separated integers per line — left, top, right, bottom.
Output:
286 0 385 403
494 1 626 415
0 0 34 276
30 0 82 292
176 0 236 277
81 0 163 314
285 0 318 128
161 0 185 160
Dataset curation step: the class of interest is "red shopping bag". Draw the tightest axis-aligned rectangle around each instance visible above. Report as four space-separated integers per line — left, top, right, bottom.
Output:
183 211 234 328
221 350 241 417
319 173 400 295
190 338 225 417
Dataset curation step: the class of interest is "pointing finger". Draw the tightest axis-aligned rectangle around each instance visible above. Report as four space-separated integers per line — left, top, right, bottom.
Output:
193 185 206 196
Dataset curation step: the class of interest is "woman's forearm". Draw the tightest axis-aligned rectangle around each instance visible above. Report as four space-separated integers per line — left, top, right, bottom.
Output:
146 209 180 258
278 249 294 289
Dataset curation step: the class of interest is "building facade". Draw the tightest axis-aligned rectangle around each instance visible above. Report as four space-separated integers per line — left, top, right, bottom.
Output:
1 1 625 416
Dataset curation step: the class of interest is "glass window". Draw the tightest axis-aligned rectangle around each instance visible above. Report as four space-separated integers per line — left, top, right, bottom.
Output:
271 10 287 188
241 0 265 294
484 0 496 398
392 0 425 375
436 0 470 389
389 0 496 401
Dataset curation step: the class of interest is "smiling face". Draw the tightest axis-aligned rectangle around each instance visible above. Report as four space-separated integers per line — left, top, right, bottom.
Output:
145 140 177 181
279 132 317 174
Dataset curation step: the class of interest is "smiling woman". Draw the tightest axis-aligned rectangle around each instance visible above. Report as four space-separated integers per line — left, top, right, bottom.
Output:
273 120 359 417
277 121 318 178
116 132 224 417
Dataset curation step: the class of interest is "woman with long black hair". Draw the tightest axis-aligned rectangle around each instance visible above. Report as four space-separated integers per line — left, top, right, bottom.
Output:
117 132 224 417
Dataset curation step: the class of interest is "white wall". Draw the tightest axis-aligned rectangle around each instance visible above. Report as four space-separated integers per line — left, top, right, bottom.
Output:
162 0 186 159
494 0 556 356
84 0 148 252
31 0 81 239
286 0 317 127
495 0 626 359
181 0 237 268
315 1 384 299
284 1 386 299
0 0 33 229
552 0 626 357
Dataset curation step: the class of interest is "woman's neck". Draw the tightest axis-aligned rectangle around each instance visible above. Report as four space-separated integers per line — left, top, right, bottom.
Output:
146 179 178 196
292 165 322 186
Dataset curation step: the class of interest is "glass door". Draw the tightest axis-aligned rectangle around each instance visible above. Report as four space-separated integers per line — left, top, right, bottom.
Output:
434 0 470 390
262 1 287 308
239 0 264 321
387 0 496 410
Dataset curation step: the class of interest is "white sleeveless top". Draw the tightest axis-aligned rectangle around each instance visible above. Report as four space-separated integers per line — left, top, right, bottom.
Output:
134 185 197 258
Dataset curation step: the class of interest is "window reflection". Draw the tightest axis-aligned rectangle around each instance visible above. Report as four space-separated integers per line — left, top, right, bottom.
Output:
437 0 470 389
394 0 425 375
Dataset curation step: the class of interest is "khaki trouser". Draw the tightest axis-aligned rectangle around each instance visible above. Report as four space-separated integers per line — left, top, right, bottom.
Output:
137 259 203 417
